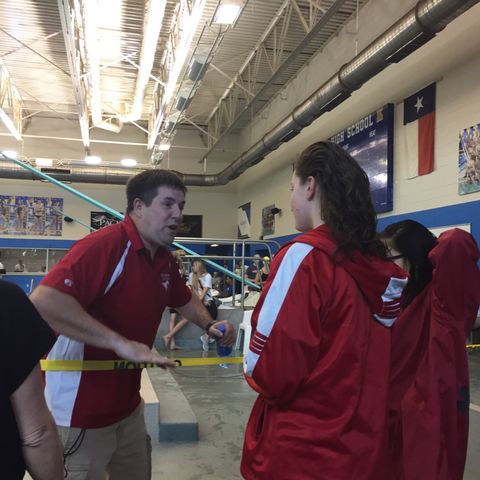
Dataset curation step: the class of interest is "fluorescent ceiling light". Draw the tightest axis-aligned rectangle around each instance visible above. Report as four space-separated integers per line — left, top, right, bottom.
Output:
163 0 206 109
82 0 102 125
158 143 171 151
85 155 102 165
35 158 54 167
129 0 167 121
1 150 17 159
121 158 137 167
214 1 242 24
148 0 206 149
210 243 219 247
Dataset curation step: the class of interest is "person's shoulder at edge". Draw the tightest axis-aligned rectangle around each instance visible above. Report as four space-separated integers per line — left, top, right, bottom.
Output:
0 278 28 297
433 228 479 257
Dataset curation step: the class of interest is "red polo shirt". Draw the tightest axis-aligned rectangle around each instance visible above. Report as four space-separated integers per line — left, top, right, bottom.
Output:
41 215 191 428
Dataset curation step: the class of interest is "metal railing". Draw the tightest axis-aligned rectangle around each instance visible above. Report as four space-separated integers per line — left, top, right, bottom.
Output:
173 237 280 308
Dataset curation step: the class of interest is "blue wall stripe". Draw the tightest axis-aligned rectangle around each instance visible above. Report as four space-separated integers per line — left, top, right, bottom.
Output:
1 199 479 252
376 199 480 241
267 199 480 248
0 238 75 248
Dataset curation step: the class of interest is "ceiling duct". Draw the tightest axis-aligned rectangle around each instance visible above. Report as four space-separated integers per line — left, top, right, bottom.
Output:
0 159 142 185
1 0 478 186
178 0 479 187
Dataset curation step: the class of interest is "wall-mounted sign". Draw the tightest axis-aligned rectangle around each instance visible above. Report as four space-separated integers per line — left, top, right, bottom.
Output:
237 202 251 239
262 204 275 237
178 215 202 238
329 103 394 213
90 211 122 230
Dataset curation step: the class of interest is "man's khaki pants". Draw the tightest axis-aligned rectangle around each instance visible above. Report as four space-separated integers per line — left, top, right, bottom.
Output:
58 401 151 480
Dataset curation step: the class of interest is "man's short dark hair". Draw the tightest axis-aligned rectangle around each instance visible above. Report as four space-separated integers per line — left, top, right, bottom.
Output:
126 170 187 213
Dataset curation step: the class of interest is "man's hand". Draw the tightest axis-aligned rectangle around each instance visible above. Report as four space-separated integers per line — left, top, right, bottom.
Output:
114 339 177 369
208 320 236 346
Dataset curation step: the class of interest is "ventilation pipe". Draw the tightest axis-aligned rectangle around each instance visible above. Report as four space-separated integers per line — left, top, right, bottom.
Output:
0 160 143 185
181 0 479 186
1 0 478 186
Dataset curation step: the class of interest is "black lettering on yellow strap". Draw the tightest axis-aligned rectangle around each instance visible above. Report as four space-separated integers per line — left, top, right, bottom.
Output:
40 356 243 371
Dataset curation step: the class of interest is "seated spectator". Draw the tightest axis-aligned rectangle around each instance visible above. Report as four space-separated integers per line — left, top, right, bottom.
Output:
14 259 26 272
254 256 271 286
212 271 223 291
245 254 261 281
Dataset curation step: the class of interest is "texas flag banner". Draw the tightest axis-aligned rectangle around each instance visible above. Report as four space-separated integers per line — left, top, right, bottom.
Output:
403 83 436 178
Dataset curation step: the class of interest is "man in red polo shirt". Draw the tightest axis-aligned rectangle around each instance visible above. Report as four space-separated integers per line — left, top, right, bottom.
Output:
30 169 235 480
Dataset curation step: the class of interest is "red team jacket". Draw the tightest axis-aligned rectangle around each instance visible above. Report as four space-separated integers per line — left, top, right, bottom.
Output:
241 225 408 480
388 228 480 480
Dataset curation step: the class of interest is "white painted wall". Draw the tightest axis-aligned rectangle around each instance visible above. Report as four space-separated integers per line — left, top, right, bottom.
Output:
232 1 480 239
0 179 237 240
388 54 480 219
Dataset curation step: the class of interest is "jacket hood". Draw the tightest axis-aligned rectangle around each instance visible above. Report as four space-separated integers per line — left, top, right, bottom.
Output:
295 225 408 327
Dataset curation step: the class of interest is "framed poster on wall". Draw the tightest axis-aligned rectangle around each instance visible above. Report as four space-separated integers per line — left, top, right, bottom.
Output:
237 202 251 239
458 123 480 195
0 195 64 236
262 204 275 236
178 215 202 238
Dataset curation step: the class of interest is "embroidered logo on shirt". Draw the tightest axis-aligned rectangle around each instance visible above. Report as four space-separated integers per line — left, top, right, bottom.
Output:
64 278 73 287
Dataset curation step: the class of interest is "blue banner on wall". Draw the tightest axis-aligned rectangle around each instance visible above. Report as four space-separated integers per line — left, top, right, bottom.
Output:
329 104 394 213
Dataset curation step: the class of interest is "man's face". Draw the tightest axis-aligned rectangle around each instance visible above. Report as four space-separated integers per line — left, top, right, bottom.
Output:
134 186 185 250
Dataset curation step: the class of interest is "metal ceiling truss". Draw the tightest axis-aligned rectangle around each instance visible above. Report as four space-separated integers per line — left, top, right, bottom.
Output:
0 59 23 140
149 2 237 163
1 0 476 186
205 0 350 152
148 0 206 150
57 0 91 148
152 24 226 149
1 26 79 123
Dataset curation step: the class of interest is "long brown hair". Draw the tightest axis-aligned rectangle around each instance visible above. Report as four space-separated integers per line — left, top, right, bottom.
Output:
295 141 387 259
380 220 437 306
172 249 186 276
191 259 208 294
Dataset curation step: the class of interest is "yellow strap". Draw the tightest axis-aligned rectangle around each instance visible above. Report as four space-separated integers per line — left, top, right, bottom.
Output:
40 356 244 371
41 344 480 371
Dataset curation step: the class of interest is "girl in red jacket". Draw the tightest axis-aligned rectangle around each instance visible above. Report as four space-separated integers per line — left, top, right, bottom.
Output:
241 142 408 479
381 220 480 480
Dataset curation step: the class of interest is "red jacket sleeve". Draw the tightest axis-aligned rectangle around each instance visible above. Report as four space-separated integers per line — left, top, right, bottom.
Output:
429 229 480 335
244 242 332 406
